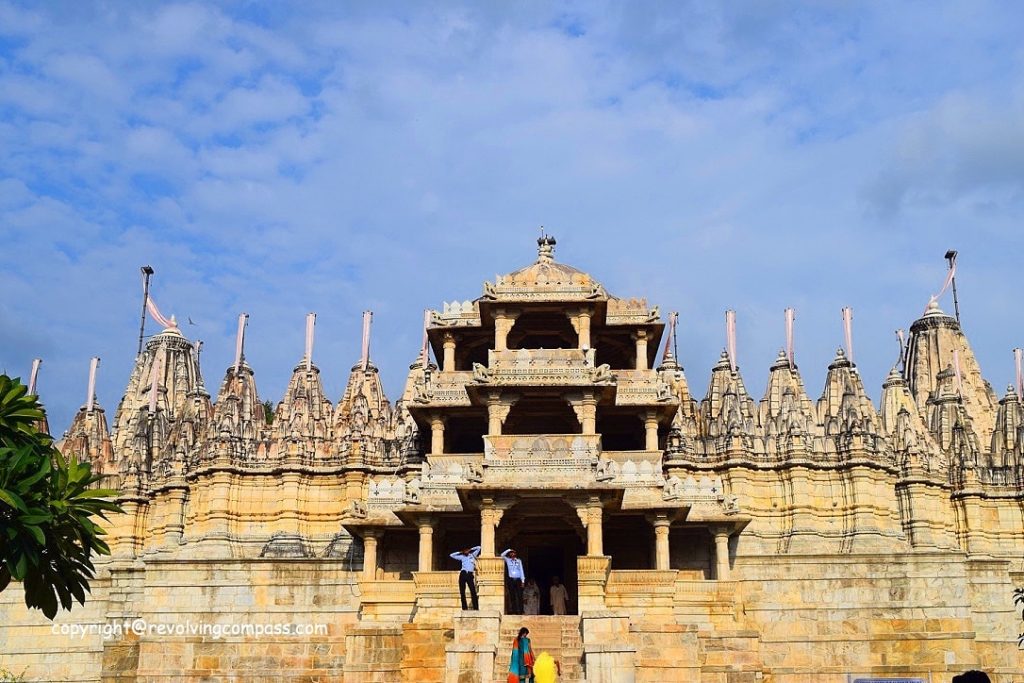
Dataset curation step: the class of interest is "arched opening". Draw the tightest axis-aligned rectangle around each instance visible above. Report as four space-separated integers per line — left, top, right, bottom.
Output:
496 498 585 615
508 311 578 350
503 395 581 435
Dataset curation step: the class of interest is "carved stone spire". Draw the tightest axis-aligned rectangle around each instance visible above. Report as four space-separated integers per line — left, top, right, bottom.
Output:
817 348 889 460
759 349 818 457
269 360 334 461
111 325 205 457
700 350 759 457
990 385 1023 473
336 357 394 467
58 393 114 484
904 299 998 449
880 366 944 475
202 359 267 464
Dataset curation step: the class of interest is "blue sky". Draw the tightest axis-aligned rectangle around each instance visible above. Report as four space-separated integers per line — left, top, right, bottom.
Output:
1 1 1022 432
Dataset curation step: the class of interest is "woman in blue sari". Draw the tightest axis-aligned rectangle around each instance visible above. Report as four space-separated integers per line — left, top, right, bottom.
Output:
507 627 534 682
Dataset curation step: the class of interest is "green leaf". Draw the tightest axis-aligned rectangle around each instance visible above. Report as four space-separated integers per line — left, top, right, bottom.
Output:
0 489 27 512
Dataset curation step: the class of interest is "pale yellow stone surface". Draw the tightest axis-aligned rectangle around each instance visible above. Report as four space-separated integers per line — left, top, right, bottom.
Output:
2 237 1022 681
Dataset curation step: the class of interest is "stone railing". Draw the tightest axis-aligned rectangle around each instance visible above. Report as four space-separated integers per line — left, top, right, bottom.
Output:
598 451 665 486
484 434 600 461
606 297 658 325
474 348 613 385
357 578 416 621
413 371 473 406
614 369 675 405
432 300 480 326
412 571 460 610
605 570 678 613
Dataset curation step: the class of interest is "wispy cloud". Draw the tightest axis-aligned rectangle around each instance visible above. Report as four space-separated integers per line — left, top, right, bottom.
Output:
1 1 1022 431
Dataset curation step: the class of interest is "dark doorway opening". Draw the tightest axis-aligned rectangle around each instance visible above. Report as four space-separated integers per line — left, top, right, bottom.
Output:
497 498 584 615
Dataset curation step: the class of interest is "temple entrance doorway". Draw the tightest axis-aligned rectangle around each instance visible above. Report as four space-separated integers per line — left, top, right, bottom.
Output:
496 498 585 615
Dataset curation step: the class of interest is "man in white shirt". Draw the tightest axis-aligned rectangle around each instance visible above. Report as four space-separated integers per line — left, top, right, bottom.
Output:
449 545 481 610
500 548 525 614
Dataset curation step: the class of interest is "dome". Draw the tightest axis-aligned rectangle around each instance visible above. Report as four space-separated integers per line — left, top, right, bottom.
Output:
483 234 607 301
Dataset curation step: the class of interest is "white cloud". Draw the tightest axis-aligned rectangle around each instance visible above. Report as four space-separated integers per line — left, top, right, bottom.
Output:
1 1 1022 431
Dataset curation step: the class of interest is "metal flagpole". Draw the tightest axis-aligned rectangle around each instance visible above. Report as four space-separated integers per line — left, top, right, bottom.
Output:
945 250 960 325
138 266 154 357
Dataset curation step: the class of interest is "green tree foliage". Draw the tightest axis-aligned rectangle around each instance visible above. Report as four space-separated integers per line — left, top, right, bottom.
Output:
0 374 122 619
263 399 274 424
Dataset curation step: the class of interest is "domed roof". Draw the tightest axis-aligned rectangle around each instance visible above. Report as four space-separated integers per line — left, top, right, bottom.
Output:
483 234 607 302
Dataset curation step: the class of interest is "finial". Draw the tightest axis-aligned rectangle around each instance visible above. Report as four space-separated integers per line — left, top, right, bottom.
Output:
361 310 373 371
537 230 556 263
169 314 178 329
784 307 795 368
305 313 316 371
86 357 100 412
234 313 249 374
421 309 432 365
725 310 737 372
1014 348 1023 400
841 307 854 364
28 358 41 396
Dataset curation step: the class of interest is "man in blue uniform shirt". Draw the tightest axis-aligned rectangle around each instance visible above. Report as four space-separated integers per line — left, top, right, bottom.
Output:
501 548 525 614
449 545 481 610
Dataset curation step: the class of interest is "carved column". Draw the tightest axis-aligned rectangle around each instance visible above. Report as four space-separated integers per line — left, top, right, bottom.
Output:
567 391 598 435
418 517 435 572
569 309 593 349
493 309 519 352
633 330 649 370
430 413 446 455
480 499 498 556
712 526 731 580
650 514 671 570
362 530 380 580
442 332 457 373
643 410 659 451
586 498 604 556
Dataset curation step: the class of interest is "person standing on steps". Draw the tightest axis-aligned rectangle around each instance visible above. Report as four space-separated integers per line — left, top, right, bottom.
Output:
507 627 534 683
523 578 540 615
533 652 561 683
549 576 568 615
501 548 526 614
449 545 481 610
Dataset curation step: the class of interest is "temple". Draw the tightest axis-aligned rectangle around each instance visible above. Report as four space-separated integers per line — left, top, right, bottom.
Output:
2 236 1023 682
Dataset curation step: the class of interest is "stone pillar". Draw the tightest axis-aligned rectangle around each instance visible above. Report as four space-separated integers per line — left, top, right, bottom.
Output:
418 518 434 572
576 310 592 349
582 395 598 435
713 526 731 580
633 330 649 371
430 414 445 455
442 332 456 372
480 500 497 556
493 309 518 351
587 498 604 556
363 530 380 580
568 391 598 435
643 410 659 451
652 515 671 570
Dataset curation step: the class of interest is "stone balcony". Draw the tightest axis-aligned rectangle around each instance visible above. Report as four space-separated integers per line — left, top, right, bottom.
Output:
412 370 474 407
613 369 677 406
473 348 614 387
483 433 601 461
481 433 601 486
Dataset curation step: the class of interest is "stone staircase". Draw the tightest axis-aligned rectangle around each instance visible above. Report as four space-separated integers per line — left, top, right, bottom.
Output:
493 615 583 682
